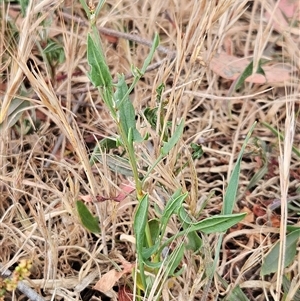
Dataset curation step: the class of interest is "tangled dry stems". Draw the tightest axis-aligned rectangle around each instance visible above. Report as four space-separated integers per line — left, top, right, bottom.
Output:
0 0 299 300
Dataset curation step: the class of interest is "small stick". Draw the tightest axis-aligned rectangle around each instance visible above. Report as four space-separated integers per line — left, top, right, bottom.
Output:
61 12 175 56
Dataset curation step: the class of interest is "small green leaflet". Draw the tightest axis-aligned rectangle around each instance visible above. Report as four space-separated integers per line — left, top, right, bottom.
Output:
161 119 184 156
76 201 100 233
87 34 112 88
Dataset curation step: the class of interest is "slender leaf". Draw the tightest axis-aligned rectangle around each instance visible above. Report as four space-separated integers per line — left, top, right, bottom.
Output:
87 34 112 88
178 207 202 251
134 194 149 289
115 75 142 142
140 34 160 73
159 212 246 255
147 219 160 245
142 242 161 261
160 191 187 239
181 212 247 234
167 244 185 276
0 98 31 130
76 201 100 233
89 153 134 176
282 275 300 301
261 229 300 276
161 119 184 155
225 286 250 301
262 121 300 157
223 122 256 214
234 59 267 91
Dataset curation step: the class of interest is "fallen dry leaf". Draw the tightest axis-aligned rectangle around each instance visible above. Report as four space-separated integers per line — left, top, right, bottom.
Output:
264 0 300 34
118 286 133 301
210 51 291 84
93 262 134 293
94 269 123 293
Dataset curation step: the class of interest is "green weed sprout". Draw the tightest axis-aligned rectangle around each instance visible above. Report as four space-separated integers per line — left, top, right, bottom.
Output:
78 0 253 297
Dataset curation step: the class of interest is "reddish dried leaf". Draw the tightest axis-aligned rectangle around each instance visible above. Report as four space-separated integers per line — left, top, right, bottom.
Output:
270 215 281 228
93 262 134 293
252 204 266 217
114 182 135 202
80 195 94 203
210 51 291 84
264 0 300 33
118 286 133 301
94 269 123 293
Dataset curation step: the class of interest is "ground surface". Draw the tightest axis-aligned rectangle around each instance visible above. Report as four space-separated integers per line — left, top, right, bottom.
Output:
0 0 300 300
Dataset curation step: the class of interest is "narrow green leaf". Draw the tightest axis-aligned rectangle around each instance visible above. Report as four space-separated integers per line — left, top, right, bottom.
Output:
147 219 160 245
234 59 267 91
143 259 163 269
262 121 300 157
282 275 300 301
87 34 112 88
188 213 246 234
159 213 246 254
160 191 188 240
142 242 160 261
134 194 149 289
247 163 268 190
134 194 149 251
234 61 254 91
140 34 160 74
225 286 250 301
161 119 184 156
178 207 202 251
224 122 256 214
179 210 246 234
261 229 300 276
0 98 31 131
116 75 143 142
89 153 134 176
167 244 185 276
76 201 100 233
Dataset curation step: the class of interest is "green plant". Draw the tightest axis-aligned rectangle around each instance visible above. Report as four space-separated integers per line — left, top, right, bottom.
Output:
76 1 257 298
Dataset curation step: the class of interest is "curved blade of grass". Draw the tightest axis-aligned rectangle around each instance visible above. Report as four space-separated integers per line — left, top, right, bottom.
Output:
262 121 300 157
167 244 185 276
87 34 112 88
234 59 267 91
261 229 300 276
160 212 246 253
115 74 143 142
0 98 31 130
282 275 300 301
161 119 184 156
160 191 188 240
119 33 159 105
178 207 202 251
226 286 250 301
134 194 149 289
246 163 268 190
179 210 246 234
76 201 100 234
140 33 159 74
217 274 250 301
223 121 257 214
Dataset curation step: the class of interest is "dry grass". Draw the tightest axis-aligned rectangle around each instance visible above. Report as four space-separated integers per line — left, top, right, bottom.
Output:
0 0 299 300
